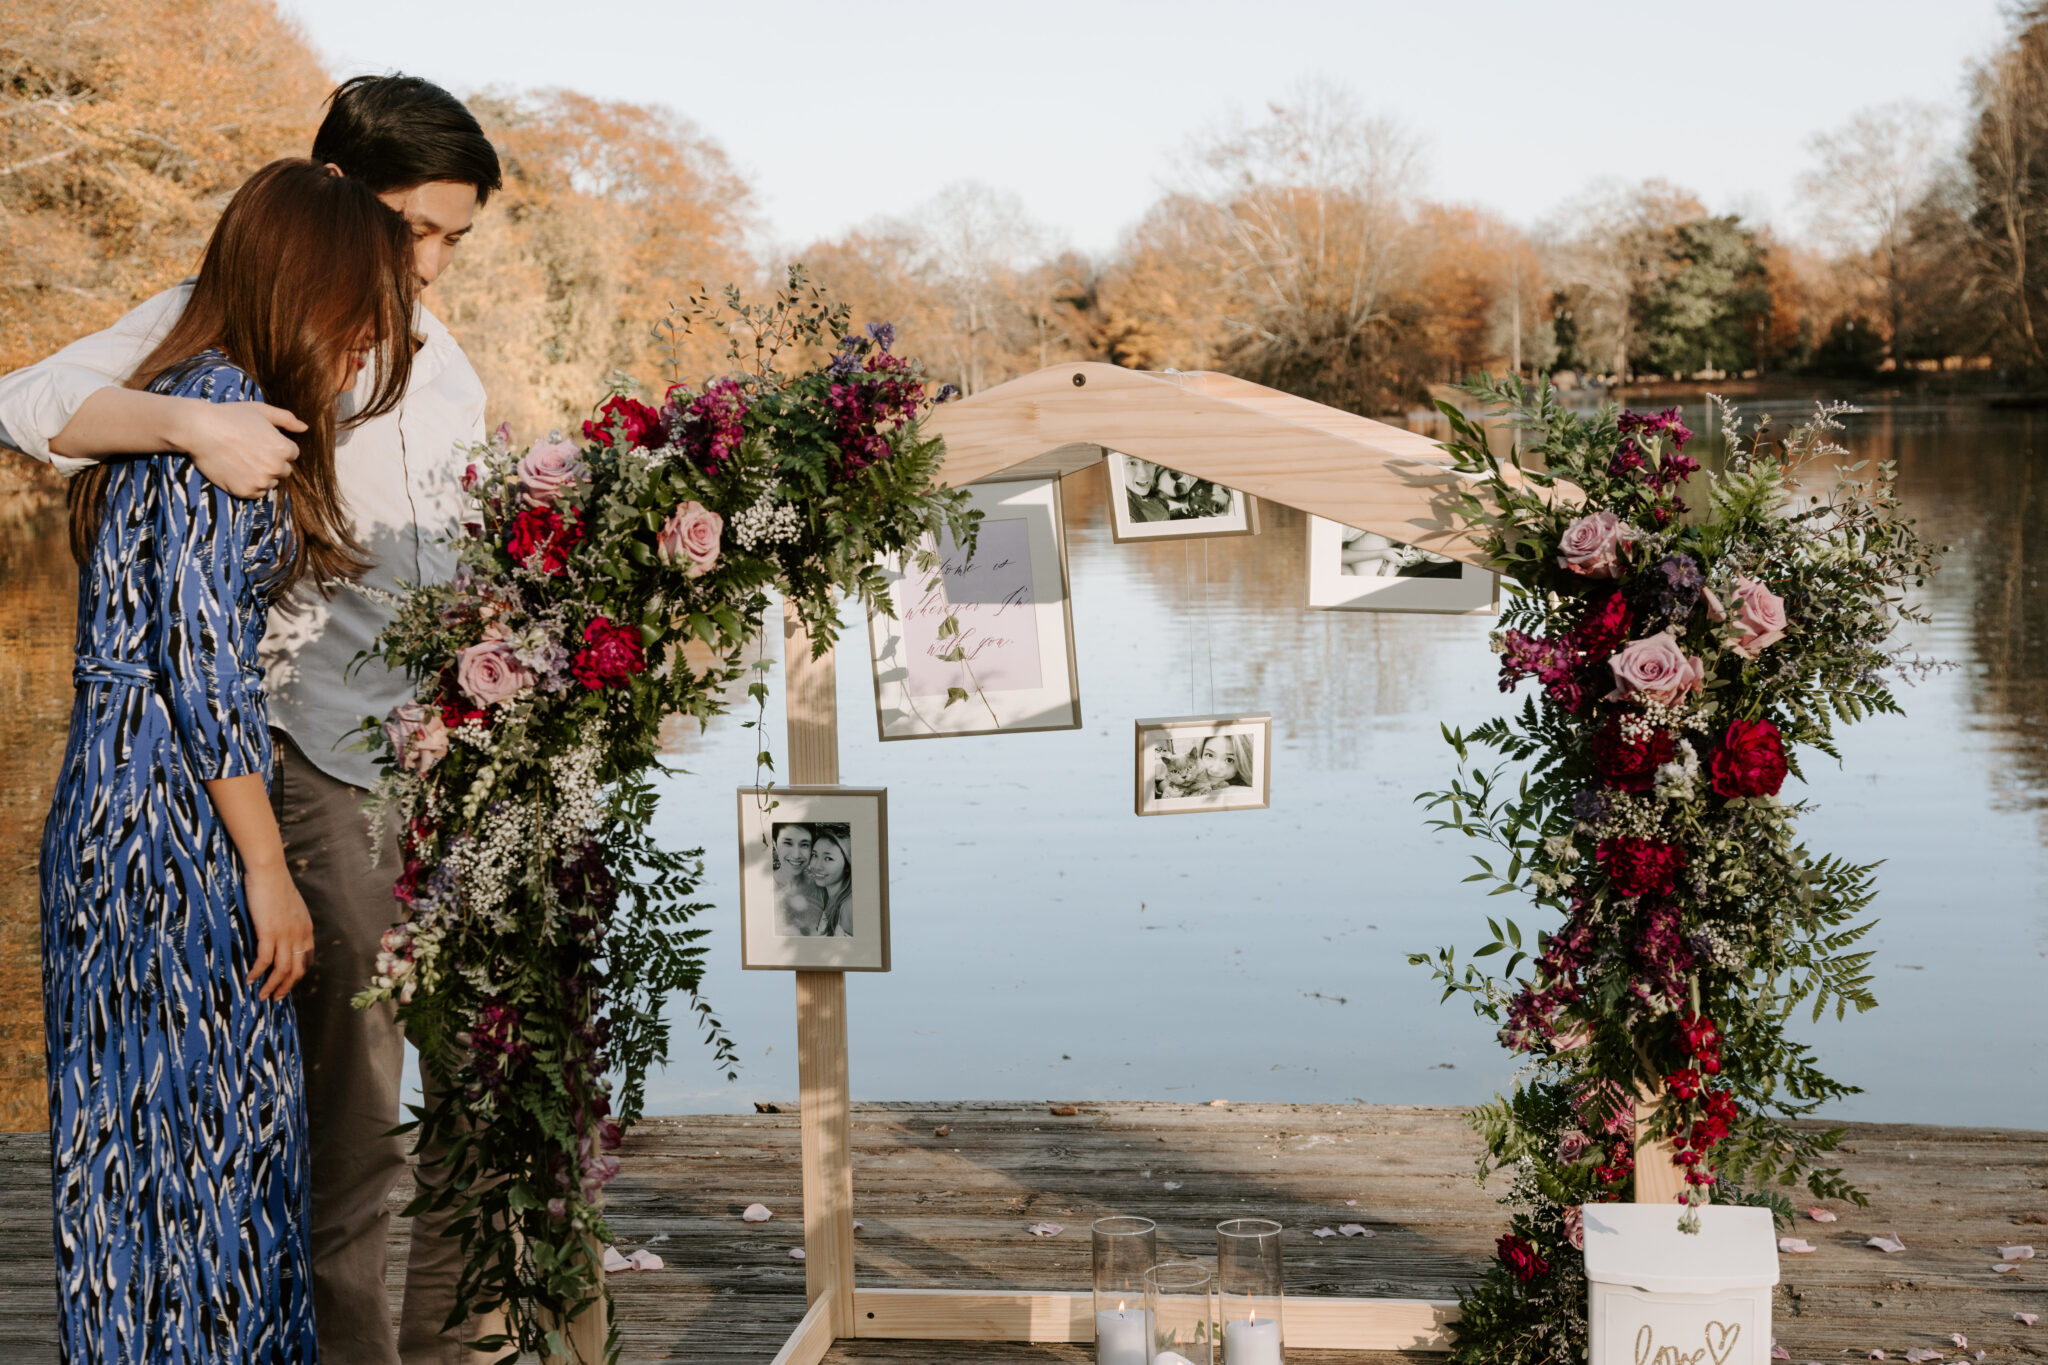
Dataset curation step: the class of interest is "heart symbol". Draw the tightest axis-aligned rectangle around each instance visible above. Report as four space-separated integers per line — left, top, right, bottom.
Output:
1703 1321 1741 1365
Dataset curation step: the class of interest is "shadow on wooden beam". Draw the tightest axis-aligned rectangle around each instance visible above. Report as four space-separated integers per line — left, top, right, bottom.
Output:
830 1286 1458 1351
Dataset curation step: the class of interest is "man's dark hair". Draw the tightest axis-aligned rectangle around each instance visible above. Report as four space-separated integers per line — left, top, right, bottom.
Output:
312 74 503 206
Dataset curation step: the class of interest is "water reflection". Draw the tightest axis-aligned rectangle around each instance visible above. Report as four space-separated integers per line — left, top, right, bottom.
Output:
0 402 2042 1133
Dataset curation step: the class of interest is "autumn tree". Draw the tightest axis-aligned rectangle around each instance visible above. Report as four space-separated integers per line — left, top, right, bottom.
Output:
1541 180 1707 380
0 0 329 376
433 90 755 436
1961 8 2048 370
1800 101 1952 355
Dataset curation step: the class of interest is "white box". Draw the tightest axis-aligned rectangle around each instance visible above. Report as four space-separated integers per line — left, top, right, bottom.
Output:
1582 1204 1779 1365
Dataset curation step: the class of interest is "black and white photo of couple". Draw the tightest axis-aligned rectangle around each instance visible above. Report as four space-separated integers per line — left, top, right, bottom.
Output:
1338 526 1461 578
770 821 856 938
1105 451 1258 543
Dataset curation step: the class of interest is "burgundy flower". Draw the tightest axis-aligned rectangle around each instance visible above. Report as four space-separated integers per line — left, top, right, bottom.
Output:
570 616 647 691
1592 717 1676 793
1573 591 1634 663
1709 719 1788 799
582 394 662 450
506 505 583 576
1496 1234 1550 1283
1597 837 1687 898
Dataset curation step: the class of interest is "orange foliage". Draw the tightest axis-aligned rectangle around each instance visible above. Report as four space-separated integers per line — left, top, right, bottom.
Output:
0 0 329 375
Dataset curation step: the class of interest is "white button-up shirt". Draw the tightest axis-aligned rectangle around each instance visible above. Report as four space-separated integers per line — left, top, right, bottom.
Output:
0 283 483 789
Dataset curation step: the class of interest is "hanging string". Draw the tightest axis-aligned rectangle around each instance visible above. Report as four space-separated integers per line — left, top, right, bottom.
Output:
1202 538 1215 712
1185 540 1197 712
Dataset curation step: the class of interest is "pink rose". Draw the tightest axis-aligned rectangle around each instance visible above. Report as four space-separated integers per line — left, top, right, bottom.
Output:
657 500 723 579
382 701 449 774
1607 632 1705 705
456 638 535 709
1557 510 1636 579
516 434 587 507
1728 576 1787 658
1563 1205 1585 1250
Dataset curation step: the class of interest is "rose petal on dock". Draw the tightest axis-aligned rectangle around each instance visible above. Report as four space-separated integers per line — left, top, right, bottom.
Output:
628 1250 664 1271
789 1248 805 1260
602 1246 632 1273
2001 1245 2037 1261
1337 1224 1372 1237
1345 1199 1359 1206
1868 1350 1886 1360
1208 1099 1229 1107
1162 1181 1182 1191
1902 1349 1943 1363
1312 1227 1337 1238
1805 1207 1838 1223
1049 1105 1078 1117
1994 1263 2021 1273
853 1221 864 1231
1867 1234 1908 1254
741 1203 773 1223
1026 1222 1065 1238
1950 1336 1967 1350
934 1125 950 1138
2016 1312 2039 1326
1771 1344 1790 1361
1778 1237 1816 1254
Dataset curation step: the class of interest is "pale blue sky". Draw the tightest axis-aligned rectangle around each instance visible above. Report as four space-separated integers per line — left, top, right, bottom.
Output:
280 0 2008 255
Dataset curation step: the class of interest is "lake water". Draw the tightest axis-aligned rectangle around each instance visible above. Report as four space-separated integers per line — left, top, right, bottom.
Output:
2 399 2043 1132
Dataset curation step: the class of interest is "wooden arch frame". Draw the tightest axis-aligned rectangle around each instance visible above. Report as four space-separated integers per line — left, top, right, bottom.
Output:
764 366 1639 1363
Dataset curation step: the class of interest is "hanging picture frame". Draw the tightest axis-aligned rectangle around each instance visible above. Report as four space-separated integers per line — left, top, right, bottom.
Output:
1104 449 1260 543
736 786 890 971
1305 516 1497 614
867 477 1083 741
1134 714 1273 816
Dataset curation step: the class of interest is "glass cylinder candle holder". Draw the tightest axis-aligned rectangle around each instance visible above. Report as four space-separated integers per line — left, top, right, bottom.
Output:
1144 1260 1215 1365
1216 1218 1285 1365
1092 1216 1157 1365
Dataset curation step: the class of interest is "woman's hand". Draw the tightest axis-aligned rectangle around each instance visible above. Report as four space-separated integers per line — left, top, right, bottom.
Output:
244 860 314 1001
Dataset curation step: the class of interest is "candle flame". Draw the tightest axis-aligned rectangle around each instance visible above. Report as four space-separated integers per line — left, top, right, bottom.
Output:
1117 1300 1125 1313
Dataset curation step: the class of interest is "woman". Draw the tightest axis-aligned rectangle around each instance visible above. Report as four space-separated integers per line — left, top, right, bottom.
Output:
805 828 856 938
40 158 417 1361
772 823 820 936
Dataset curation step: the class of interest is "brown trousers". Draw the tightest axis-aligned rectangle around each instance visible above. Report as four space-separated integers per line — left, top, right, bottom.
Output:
271 732 487 1365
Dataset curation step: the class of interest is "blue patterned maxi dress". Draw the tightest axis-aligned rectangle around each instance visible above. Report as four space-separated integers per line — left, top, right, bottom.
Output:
39 353 318 1363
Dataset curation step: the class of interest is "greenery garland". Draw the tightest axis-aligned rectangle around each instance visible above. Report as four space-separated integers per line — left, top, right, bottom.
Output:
352 270 976 1358
1412 378 1941 1361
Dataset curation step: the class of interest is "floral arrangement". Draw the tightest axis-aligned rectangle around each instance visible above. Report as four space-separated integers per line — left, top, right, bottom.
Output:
1410 378 1940 1361
354 271 975 1357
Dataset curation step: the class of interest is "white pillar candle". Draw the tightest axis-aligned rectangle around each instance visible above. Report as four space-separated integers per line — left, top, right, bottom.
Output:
1095 1306 1148 1365
1223 1315 1283 1365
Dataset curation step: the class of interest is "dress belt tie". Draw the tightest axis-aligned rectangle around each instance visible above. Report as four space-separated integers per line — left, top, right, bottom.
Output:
73 656 162 687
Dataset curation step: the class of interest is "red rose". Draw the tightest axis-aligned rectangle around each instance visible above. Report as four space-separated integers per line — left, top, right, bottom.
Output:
1496 1234 1550 1283
1597 837 1687 898
1709 718 1788 798
571 616 647 690
1591 717 1676 793
582 394 662 450
506 505 583 576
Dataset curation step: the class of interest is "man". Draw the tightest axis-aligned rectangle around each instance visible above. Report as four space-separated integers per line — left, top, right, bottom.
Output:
0 74 501 1365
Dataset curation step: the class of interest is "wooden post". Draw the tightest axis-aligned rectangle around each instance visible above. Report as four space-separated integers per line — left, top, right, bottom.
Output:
541 1247 607 1364
784 602 856 1337
1633 1090 1687 1205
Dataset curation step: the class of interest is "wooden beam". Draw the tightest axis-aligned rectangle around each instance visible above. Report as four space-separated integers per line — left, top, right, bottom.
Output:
783 602 856 1338
924 362 1490 564
769 1296 836 1365
1634 1092 1689 1205
849 1287 1458 1351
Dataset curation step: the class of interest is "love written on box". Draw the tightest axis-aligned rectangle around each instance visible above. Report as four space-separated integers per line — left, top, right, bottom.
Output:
1581 1204 1780 1365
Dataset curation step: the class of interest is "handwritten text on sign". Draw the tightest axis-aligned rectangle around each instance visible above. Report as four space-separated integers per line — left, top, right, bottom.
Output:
900 516 1044 697
1634 1321 1742 1365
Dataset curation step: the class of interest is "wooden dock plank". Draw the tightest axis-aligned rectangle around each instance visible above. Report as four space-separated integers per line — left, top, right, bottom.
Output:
0 1104 2042 1362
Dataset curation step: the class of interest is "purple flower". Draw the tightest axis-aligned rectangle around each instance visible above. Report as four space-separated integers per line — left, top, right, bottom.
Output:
1572 789 1608 824
865 320 896 352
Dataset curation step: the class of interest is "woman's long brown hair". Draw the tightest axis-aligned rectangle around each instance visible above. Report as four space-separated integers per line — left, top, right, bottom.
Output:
68 157 419 596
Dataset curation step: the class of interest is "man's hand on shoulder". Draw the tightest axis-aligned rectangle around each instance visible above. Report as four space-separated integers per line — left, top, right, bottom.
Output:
169 398 306 498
